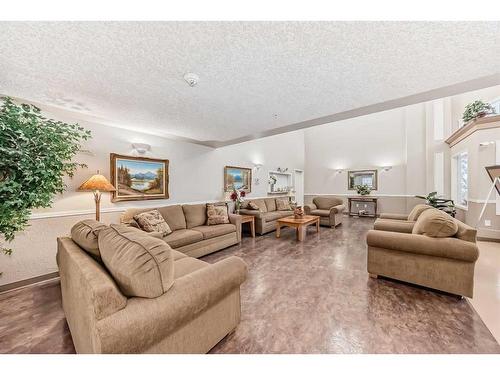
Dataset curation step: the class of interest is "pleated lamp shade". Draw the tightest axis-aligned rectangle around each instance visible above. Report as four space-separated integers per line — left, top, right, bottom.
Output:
78 172 116 192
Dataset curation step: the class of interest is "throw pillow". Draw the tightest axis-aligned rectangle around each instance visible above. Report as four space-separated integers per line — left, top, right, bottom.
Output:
206 203 230 225
248 201 260 210
276 198 291 211
71 219 108 258
133 209 172 237
412 208 458 238
98 224 174 298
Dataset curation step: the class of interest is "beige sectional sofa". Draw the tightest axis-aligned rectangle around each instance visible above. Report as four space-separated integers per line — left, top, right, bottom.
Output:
367 207 479 297
120 203 241 258
304 196 345 227
57 220 247 353
238 197 294 235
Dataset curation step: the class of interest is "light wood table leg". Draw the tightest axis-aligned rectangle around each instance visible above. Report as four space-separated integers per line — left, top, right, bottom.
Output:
250 219 255 238
276 223 281 238
316 218 320 232
297 226 304 241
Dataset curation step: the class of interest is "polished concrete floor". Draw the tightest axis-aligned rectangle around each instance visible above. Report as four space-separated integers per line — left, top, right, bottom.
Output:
0 217 499 353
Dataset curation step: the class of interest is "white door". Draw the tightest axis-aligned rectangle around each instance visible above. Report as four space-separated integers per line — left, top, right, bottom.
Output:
294 169 304 206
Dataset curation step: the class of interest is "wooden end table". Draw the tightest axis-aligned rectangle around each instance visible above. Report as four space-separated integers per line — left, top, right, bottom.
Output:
276 215 320 242
240 215 255 238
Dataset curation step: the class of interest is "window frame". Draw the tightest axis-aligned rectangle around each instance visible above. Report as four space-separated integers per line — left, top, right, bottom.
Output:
451 151 469 210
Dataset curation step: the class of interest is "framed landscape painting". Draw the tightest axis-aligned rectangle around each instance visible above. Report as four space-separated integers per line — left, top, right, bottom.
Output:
224 166 252 193
110 153 169 202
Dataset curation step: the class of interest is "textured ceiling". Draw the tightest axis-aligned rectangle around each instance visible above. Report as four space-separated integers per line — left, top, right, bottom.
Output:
0 21 499 144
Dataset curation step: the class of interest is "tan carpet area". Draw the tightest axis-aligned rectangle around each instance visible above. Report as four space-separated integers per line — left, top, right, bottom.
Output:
0 217 499 353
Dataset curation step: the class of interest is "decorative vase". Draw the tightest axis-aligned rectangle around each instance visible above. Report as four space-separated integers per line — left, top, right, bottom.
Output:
234 201 240 214
294 206 304 219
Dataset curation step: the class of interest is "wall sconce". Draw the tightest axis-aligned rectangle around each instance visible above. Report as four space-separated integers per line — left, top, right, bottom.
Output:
479 141 495 147
253 163 263 171
382 166 393 172
334 169 344 174
132 143 151 155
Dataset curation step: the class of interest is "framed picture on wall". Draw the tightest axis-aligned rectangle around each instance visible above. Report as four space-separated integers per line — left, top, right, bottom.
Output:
110 153 169 202
224 166 252 193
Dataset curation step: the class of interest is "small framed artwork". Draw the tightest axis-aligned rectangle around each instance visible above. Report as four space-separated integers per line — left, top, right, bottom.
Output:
224 166 252 193
110 153 169 202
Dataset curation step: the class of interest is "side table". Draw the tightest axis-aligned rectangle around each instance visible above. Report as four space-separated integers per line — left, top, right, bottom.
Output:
240 215 255 238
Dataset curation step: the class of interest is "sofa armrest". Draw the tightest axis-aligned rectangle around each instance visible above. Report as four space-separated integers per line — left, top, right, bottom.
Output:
373 219 415 234
379 213 409 220
366 230 479 262
304 204 317 215
229 214 242 241
330 204 345 214
95 256 248 353
238 208 263 219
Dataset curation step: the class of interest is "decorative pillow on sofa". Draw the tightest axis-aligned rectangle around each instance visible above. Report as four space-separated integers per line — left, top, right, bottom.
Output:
98 224 174 298
412 208 458 238
407 204 432 221
71 219 108 258
206 203 230 225
276 198 291 211
133 209 172 237
248 201 260 210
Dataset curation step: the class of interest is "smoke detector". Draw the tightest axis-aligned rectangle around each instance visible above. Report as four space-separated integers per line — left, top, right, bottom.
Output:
183 73 199 87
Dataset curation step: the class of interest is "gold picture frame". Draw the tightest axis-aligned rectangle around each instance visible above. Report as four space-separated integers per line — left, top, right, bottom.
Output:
224 166 252 193
110 153 169 202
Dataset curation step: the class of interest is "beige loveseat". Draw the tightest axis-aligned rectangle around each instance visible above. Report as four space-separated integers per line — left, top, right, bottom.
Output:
238 198 293 235
120 203 241 258
57 220 247 353
367 208 479 297
304 196 345 227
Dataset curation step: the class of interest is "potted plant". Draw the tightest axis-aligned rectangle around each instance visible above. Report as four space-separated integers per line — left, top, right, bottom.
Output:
415 191 456 217
462 100 495 124
230 186 246 214
354 184 371 196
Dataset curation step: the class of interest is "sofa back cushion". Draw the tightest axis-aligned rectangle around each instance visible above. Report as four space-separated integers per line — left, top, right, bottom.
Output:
407 204 432 221
265 198 277 212
98 224 174 298
71 219 108 258
157 205 187 231
121 207 152 227
276 197 292 211
248 199 267 212
412 209 458 238
182 204 207 228
313 196 343 210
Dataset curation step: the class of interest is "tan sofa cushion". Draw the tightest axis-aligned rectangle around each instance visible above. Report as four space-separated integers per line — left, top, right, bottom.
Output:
133 209 172 237
276 198 291 211
70 219 107 258
182 204 207 229
163 229 204 249
313 196 343 209
172 249 188 261
407 204 432 221
248 201 260 210
157 205 187 231
262 211 292 222
265 198 277 212
192 224 236 240
206 203 230 225
98 224 174 298
173 257 208 279
412 209 458 238
250 199 267 212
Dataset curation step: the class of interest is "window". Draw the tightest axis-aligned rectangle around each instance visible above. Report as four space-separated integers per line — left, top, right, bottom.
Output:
452 152 468 208
491 98 500 116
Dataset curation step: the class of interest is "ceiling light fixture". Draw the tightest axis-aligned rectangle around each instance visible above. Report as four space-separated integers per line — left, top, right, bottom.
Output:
183 73 199 87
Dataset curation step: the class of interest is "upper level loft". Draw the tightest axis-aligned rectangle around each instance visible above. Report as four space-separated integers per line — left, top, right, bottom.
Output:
445 114 500 147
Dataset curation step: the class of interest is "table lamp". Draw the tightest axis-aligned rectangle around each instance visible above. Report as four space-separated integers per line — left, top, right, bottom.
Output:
77 171 116 221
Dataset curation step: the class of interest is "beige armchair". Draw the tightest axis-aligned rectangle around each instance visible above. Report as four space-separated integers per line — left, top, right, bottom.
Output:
304 196 345 227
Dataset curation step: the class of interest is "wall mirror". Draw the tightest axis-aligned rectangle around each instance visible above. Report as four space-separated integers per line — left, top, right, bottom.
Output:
348 170 378 190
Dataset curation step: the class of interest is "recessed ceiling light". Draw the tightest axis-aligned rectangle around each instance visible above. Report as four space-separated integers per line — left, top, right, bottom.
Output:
183 73 199 87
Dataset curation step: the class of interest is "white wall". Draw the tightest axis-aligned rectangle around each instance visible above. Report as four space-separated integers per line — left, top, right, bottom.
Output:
304 105 427 197
0 110 304 287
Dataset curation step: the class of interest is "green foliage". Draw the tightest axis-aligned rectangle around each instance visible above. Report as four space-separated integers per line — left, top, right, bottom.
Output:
415 191 456 217
462 100 495 123
0 97 91 256
354 184 371 195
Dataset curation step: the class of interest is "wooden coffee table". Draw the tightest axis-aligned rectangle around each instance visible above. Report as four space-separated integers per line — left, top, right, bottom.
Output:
276 215 320 242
